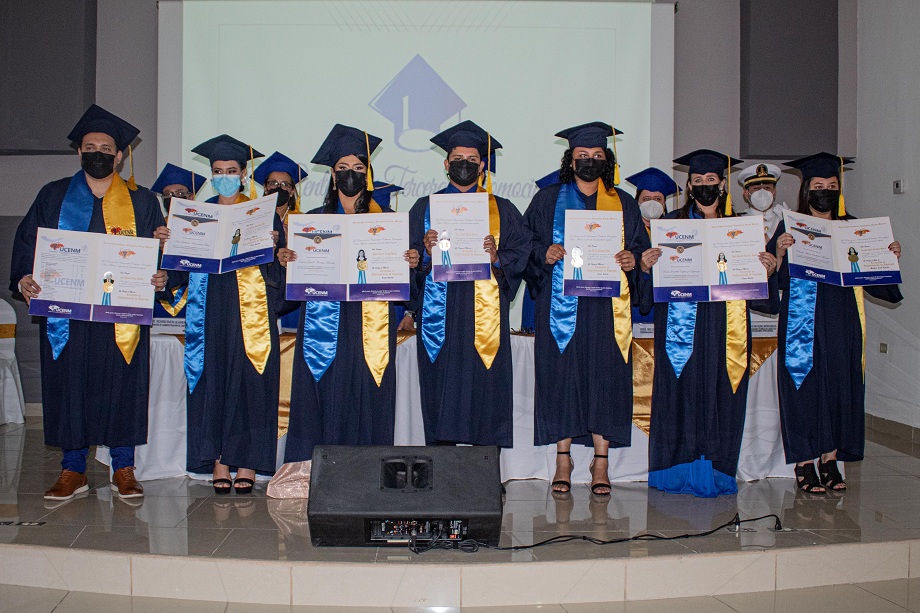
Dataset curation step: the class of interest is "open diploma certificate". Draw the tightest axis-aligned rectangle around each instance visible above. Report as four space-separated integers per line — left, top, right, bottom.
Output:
285 212 410 301
783 210 901 286
161 194 277 274
562 210 623 297
429 192 492 282
651 215 768 302
30 228 159 325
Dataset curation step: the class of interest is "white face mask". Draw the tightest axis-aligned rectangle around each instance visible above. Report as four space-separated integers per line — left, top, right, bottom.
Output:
749 189 775 211
640 199 664 220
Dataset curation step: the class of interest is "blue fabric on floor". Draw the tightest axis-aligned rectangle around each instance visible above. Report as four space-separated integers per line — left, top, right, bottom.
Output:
648 455 738 498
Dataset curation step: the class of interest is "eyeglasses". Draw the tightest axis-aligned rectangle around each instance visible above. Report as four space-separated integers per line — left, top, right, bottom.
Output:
162 190 190 199
265 180 294 190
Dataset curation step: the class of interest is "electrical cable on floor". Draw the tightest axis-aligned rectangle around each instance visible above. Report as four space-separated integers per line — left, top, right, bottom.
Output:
408 513 784 555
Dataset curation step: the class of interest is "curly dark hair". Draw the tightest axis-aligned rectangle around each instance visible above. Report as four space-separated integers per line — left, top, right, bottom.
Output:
322 155 374 214
676 181 733 219
558 147 617 191
796 176 845 219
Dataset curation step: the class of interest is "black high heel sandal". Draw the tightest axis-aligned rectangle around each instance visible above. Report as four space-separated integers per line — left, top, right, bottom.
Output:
818 460 847 491
233 477 255 495
589 454 611 496
212 478 232 495
794 462 826 494
551 451 572 493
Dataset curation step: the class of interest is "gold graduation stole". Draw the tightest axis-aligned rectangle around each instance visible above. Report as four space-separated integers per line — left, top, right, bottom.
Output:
472 189 502 369
158 286 189 316
232 194 272 374
724 301 748 392
854 286 866 378
102 173 141 364
596 187 632 362
362 199 390 386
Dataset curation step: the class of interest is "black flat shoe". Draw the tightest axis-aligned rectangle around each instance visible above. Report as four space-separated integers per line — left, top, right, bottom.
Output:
233 477 255 495
213 478 232 495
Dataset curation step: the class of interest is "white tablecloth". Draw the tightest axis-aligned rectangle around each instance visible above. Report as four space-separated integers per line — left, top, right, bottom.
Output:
99 333 793 482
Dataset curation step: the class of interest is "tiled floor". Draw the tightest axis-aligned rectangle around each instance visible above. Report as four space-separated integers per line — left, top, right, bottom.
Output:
7 579 920 612
4 419 920 610
2 418 920 564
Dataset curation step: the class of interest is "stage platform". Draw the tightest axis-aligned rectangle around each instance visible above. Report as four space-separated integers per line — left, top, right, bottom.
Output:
2 418 920 609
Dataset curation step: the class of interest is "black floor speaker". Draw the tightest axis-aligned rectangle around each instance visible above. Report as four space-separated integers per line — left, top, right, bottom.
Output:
307 445 503 547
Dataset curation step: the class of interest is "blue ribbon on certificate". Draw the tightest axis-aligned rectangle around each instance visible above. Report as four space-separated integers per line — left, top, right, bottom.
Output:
549 183 583 353
665 302 697 377
184 273 208 392
47 171 95 359
785 277 817 389
420 186 462 363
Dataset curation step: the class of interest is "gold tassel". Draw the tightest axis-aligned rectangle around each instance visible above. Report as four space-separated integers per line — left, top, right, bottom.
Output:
838 156 847 217
724 162 733 216
365 132 374 192
191 171 197 199
248 146 257 200
126 145 138 191
612 127 621 185
486 132 493 195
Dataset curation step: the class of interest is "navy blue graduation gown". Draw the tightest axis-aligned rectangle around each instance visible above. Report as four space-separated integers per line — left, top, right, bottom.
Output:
767 220 902 463
9 177 164 449
522 183 651 447
181 196 285 474
649 211 780 478
408 189 529 447
283 205 398 463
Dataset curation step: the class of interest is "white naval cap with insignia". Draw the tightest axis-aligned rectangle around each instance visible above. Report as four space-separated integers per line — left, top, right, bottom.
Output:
738 162 781 187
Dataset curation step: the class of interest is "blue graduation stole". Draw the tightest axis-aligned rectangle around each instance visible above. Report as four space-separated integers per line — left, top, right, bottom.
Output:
420 185 459 363
785 277 817 389
548 183 583 352
664 208 701 377
184 272 207 392
46 172 96 359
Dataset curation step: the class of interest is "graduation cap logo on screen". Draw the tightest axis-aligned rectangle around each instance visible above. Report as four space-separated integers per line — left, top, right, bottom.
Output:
369 54 467 152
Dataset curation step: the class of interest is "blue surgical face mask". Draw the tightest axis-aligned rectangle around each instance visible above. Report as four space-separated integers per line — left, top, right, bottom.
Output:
212 174 241 197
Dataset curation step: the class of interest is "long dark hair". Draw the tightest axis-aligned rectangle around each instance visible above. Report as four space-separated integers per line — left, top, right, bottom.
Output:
796 176 845 219
558 147 617 191
676 179 731 219
322 155 374 214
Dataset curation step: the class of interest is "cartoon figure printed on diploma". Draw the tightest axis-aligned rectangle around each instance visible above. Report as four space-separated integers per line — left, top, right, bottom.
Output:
571 246 584 280
848 247 861 272
230 229 242 256
438 231 452 268
356 249 368 284
101 271 115 305
716 252 728 285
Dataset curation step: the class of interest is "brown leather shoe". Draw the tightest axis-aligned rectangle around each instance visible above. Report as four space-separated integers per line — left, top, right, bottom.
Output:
44 470 89 500
111 467 144 499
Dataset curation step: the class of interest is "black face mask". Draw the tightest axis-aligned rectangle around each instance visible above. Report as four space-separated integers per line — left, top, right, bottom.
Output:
335 169 366 197
268 188 290 209
573 158 606 183
807 189 839 213
447 159 480 187
81 151 116 180
690 184 722 207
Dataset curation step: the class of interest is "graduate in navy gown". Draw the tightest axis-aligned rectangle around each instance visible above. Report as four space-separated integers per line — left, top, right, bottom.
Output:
10 105 168 501
523 122 652 495
163 134 285 494
150 163 207 325
408 120 529 447
645 150 779 497
768 152 902 493
278 124 420 463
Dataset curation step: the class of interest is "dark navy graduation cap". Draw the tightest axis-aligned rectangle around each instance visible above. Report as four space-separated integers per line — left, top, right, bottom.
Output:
253 151 309 186
151 163 207 195
67 104 140 151
371 181 403 209
555 122 623 149
626 167 680 198
370 54 467 146
311 124 382 167
535 170 561 189
430 120 502 159
673 149 742 178
192 134 263 166
784 152 853 181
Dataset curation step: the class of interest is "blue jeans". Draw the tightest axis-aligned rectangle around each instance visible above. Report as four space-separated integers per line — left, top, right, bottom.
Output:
62 447 134 472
